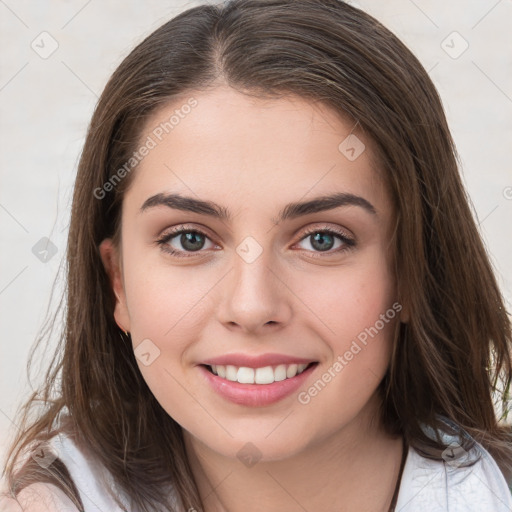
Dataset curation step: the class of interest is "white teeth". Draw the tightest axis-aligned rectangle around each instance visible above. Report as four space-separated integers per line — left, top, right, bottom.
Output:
237 367 254 384
286 364 298 378
225 365 238 381
255 366 274 384
274 364 287 381
208 362 313 384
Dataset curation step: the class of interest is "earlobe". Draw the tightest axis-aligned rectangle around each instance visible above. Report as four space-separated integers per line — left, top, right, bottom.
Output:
99 238 131 333
398 303 409 323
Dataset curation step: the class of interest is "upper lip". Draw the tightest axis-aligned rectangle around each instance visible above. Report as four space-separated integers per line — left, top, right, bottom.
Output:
200 353 317 368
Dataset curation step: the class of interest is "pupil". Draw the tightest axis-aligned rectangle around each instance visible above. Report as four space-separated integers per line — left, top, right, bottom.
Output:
311 232 334 252
181 232 204 251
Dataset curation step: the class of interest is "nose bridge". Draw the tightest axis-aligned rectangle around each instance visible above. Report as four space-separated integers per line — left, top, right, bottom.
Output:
218 234 292 332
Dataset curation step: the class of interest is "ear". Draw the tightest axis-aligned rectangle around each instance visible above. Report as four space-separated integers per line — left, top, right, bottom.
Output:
99 238 131 333
398 301 410 324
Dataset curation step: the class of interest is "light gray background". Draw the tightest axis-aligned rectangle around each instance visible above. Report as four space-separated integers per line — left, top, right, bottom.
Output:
1 0 511 464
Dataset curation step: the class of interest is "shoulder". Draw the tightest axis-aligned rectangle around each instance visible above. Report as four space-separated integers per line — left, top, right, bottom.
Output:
3 415 179 512
396 418 512 511
0 483 80 512
43 430 130 511
1 424 128 512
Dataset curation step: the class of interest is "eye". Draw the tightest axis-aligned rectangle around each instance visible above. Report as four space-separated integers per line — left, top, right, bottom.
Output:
294 225 355 256
156 225 217 258
156 224 356 259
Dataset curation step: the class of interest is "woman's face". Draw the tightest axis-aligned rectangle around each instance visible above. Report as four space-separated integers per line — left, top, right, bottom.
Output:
100 85 400 461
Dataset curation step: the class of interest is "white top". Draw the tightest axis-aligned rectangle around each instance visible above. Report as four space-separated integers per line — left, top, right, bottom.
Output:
394 437 512 511
2 423 512 511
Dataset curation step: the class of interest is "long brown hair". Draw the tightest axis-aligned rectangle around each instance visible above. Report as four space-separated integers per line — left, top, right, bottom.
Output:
3 0 512 510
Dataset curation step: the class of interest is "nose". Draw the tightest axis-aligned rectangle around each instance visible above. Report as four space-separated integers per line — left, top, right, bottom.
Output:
216 248 293 335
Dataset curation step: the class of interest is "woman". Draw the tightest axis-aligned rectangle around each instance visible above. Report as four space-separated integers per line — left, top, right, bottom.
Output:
2 1 511 510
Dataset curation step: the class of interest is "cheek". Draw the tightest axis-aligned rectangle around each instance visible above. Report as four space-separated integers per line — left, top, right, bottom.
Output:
295 252 396 401
120 250 217 398
295 253 396 346
122 246 214 339
120 254 214 426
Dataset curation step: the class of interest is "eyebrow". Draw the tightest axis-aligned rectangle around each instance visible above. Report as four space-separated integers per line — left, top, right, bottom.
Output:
139 191 377 223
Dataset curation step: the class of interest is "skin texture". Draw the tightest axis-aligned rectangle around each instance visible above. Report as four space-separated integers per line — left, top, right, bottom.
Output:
99 85 405 511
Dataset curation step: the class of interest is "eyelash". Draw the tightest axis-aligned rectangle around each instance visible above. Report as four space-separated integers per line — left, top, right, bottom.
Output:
156 224 356 259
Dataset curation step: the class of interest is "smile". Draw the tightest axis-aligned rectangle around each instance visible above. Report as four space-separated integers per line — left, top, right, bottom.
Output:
198 362 319 407
205 363 313 384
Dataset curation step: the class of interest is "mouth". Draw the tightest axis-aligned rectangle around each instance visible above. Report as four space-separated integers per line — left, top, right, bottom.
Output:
198 360 319 407
200 362 318 385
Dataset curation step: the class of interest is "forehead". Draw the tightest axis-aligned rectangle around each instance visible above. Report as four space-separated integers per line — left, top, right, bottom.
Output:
124 86 389 219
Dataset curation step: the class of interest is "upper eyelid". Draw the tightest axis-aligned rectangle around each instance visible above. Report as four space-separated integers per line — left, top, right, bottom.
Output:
160 224 219 243
301 224 353 239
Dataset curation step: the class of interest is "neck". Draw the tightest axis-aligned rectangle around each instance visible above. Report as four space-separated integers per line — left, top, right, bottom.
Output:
183 394 405 512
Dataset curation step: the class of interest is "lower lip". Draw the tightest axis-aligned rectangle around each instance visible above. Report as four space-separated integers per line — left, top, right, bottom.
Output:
198 363 318 407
